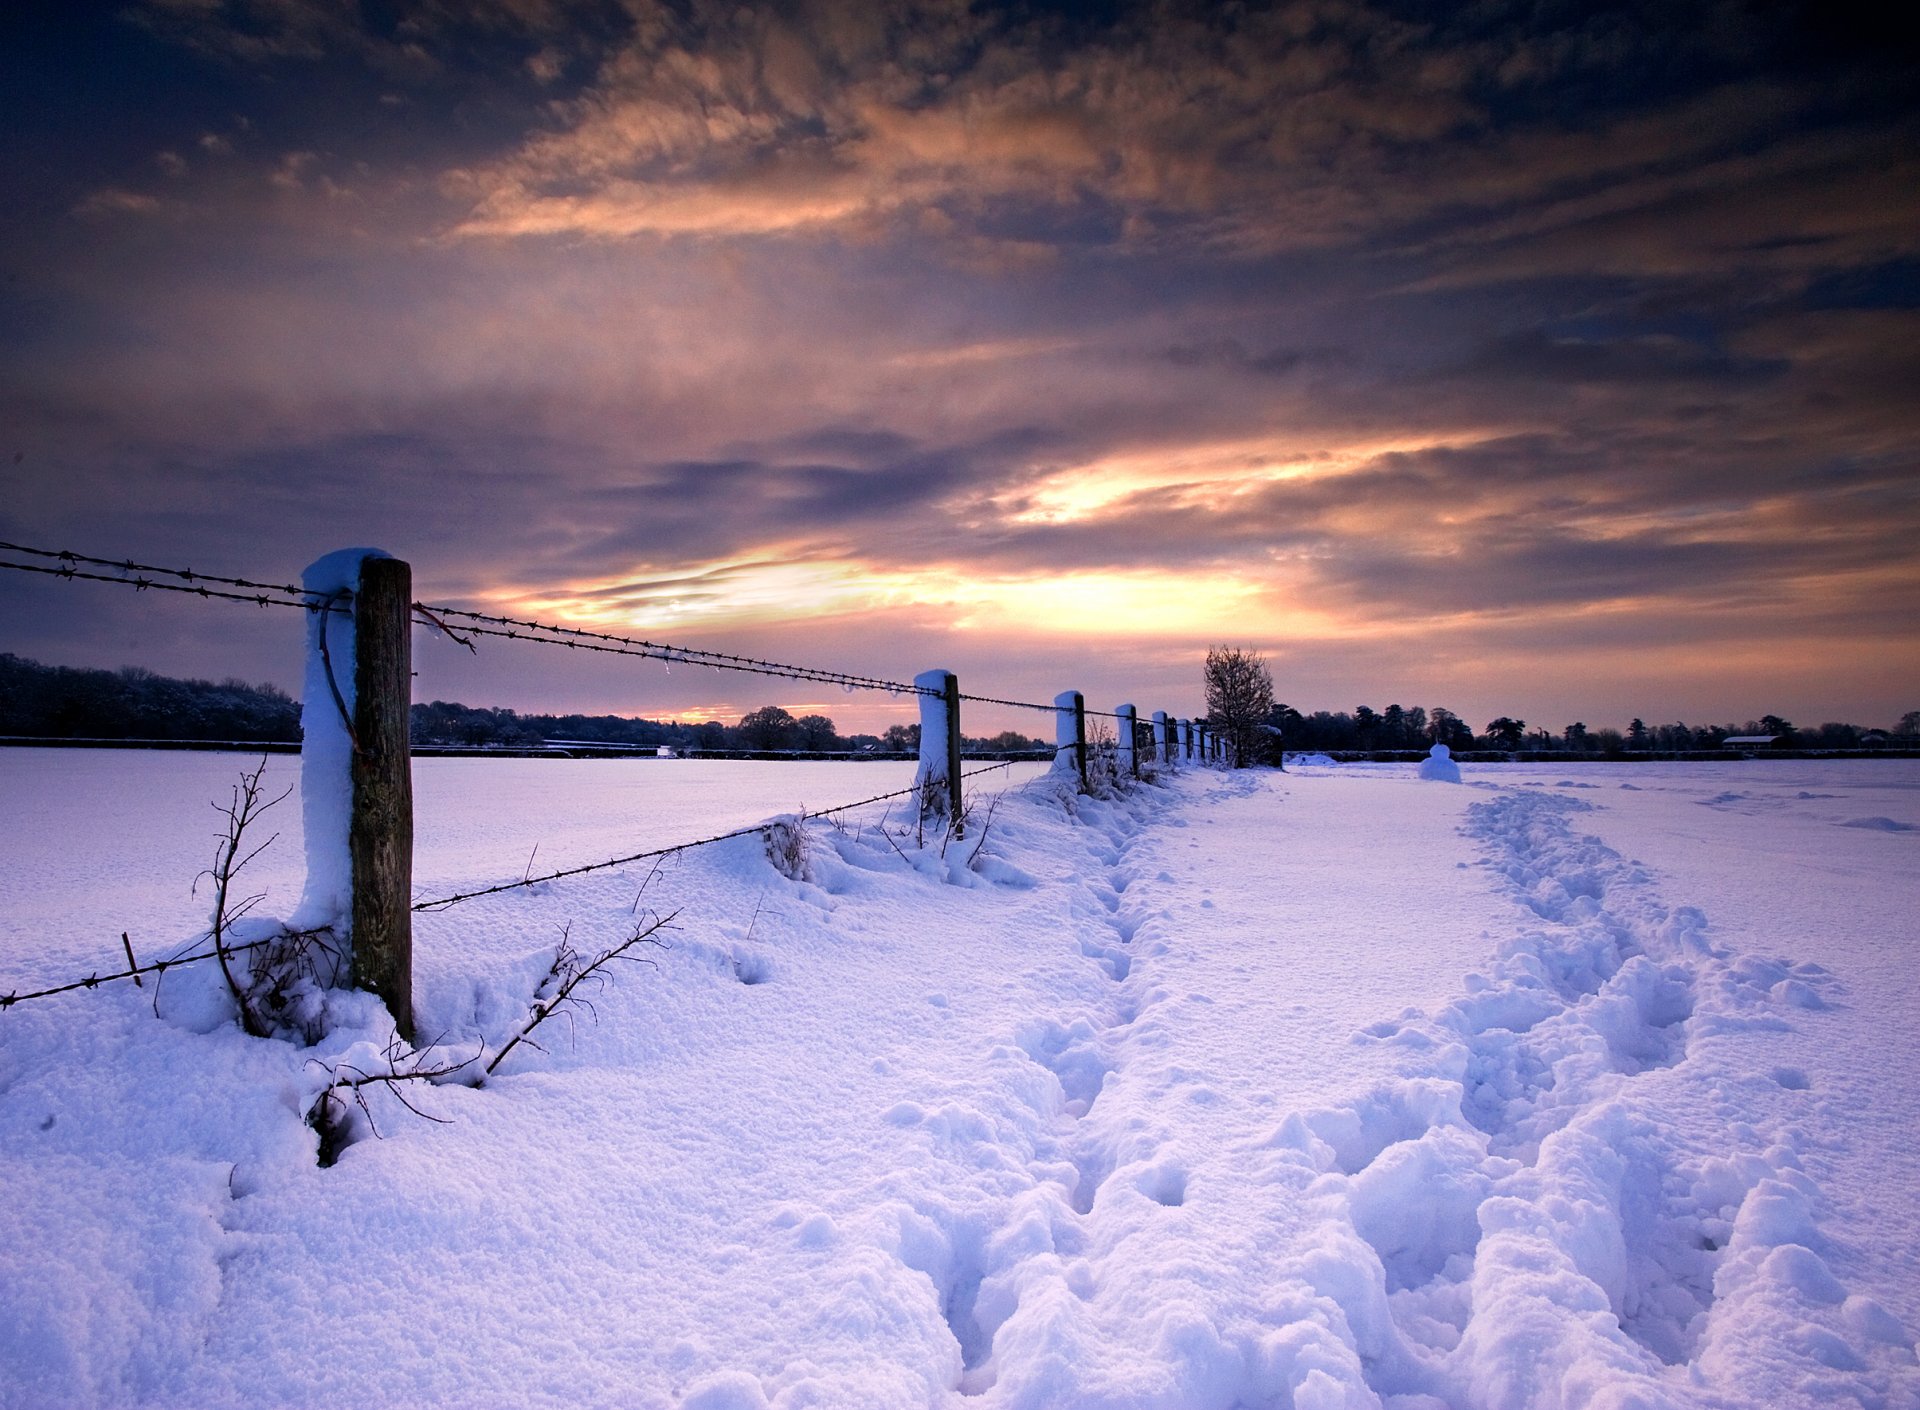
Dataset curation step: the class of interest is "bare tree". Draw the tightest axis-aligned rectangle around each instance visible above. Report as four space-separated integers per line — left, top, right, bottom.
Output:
1204 646 1275 768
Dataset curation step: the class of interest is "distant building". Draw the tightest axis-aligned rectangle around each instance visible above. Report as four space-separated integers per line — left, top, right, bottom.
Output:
1722 735 1782 748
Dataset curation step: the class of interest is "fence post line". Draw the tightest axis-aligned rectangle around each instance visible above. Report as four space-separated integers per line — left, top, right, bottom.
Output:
350 555 414 1042
1117 703 1137 778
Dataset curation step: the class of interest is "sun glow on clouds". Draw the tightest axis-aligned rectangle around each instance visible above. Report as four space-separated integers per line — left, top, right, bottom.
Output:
486 556 1286 643
1003 431 1519 525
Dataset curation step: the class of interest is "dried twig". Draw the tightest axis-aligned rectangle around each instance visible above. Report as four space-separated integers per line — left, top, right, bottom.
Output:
195 758 292 1038
306 1033 480 1166
485 912 676 1077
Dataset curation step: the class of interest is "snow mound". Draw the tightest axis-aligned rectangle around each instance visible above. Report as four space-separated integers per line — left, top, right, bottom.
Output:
1417 744 1461 783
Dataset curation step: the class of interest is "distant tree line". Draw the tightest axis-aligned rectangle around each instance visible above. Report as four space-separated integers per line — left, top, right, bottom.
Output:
0 655 1049 754
416 698 1047 755
1198 647 1918 768
8 651 1910 758
0 652 300 741
1265 704 1920 754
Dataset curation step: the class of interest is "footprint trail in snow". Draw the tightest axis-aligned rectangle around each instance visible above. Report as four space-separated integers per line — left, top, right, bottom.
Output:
864 777 1916 1409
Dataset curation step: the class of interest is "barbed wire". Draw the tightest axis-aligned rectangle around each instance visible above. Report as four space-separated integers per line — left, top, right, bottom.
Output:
0 935 275 1010
422 606 1130 719
411 760 1018 912
0 557 325 613
1 537 1151 720
0 763 1028 1011
0 541 311 599
956 687 1126 721
433 618 930 695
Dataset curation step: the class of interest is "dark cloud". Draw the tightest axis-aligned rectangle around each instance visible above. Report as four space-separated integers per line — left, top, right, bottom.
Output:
0 0 1914 727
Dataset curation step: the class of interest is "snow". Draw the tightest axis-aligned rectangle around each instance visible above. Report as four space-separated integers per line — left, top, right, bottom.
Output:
1 756 1916 1408
913 670 956 819
1418 743 1462 783
1051 692 1082 779
291 548 389 933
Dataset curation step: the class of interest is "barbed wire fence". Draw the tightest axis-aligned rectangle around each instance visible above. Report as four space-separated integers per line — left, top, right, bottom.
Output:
0 539 1225 1015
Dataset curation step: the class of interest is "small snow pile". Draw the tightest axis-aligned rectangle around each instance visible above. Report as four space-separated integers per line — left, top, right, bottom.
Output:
1417 742 1461 782
1841 816 1915 832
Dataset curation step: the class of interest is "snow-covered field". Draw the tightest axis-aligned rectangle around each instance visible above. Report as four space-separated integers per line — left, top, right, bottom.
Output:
1 754 1915 1408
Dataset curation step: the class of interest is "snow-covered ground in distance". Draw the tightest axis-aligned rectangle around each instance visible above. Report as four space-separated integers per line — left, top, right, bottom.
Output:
0 750 1042 989
0 755 1915 1408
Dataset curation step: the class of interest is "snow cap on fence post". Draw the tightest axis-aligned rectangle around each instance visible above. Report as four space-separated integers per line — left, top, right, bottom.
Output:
292 547 414 1040
1116 704 1138 778
1152 711 1170 766
913 669 963 832
1051 690 1087 788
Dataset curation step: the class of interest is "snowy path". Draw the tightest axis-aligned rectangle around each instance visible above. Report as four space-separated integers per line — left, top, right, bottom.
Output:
1 763 1915 1408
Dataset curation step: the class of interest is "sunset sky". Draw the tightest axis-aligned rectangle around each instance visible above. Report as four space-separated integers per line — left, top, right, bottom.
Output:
2 0 1916 736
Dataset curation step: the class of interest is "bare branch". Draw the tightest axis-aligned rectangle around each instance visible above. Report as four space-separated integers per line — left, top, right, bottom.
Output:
485 912 677 1078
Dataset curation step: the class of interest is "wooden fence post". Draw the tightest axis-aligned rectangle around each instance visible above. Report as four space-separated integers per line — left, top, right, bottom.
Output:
914 669 963 833
1052 690 1088 789
944 673 963 826
1117 703 1137 778
1152 711 1169 766
351 556 414 1041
